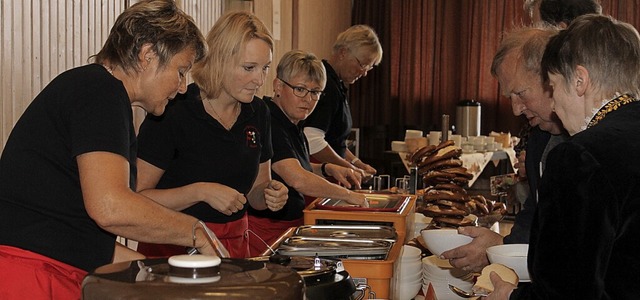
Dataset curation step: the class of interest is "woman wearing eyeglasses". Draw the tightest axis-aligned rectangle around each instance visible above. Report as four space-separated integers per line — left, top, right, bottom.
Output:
303 25 383 179
247 50 369 256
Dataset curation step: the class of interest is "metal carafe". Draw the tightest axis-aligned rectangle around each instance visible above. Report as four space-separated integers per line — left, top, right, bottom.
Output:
455 99 481 137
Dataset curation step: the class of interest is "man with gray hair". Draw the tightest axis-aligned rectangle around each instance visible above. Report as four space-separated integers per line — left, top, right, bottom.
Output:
441 26 566 272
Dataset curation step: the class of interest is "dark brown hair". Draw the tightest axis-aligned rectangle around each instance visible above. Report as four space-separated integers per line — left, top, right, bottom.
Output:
94 0 206 74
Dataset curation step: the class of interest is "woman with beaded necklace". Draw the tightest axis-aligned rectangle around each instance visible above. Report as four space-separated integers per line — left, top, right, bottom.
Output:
487 14 640 300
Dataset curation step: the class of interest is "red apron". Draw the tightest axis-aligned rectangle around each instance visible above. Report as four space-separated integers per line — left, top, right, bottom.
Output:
0 245 87 300
137 212 250 258
247 214 303 257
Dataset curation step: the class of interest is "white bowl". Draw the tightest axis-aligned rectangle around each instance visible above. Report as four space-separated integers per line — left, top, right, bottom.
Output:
422 267 472 281
486 244 530 281
399 262 423 278
396 280 422 300
420 229 473 256
427 280 473 300
399 270 422 283
401 245 422 259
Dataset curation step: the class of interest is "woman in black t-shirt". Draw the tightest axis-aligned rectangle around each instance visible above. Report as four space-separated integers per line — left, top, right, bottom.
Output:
248 50 368 256
0 1 209 298
136 11 288 259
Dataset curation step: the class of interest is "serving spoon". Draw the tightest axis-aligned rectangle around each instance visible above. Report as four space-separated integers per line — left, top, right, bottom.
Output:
448 284 488 298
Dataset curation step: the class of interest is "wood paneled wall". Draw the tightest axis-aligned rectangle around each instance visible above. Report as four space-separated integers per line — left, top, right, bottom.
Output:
0 0 126 148
0 0 350 149
0 0 226 148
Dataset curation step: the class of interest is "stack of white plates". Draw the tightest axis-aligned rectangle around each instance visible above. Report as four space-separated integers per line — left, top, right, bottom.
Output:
421 255 474 300
394 245 424 300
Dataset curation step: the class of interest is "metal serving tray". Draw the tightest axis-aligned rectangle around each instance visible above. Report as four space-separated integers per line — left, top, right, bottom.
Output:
277 236 392 259
314 194 411 212
292 225 397 242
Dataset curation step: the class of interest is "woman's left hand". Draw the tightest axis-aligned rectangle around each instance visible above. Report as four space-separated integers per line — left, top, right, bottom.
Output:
359 163 377 176
264 180 288 211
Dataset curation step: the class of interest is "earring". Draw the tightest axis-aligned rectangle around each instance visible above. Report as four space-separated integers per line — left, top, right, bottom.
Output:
276 94 280 97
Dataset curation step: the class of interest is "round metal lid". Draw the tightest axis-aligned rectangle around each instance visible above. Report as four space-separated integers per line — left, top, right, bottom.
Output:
168 254 221 268
82 258 305 299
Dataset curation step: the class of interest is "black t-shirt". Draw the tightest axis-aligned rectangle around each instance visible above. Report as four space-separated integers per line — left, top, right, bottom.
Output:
0 64 135 271
249 98 312 220
137 84 272 223
303 60 352 157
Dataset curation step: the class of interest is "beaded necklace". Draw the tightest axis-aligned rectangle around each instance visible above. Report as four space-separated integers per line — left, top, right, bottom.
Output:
586 94 639 129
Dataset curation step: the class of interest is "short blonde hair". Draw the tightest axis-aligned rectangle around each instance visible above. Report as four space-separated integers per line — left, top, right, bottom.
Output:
191 11 274 99
276 50 326 89
333 25 383 66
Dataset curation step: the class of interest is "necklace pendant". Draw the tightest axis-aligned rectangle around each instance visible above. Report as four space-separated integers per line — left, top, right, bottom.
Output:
206 99 238 131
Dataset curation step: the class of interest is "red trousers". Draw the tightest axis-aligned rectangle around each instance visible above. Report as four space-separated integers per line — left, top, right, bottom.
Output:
137 213 250 258
0 245 87 300
247 214 303 257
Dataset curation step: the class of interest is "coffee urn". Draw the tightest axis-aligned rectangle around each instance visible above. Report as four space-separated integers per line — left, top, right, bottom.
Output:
455 99 481 137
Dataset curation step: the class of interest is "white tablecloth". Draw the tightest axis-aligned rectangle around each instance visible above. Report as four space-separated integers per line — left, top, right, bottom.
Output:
398 148 516 187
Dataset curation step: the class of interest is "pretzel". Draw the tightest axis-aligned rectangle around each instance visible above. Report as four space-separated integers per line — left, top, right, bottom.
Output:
418 158 463 173
423 190 467 202
408 144 437 164
422 204 467 217
434 183 467 194
419 146 463 168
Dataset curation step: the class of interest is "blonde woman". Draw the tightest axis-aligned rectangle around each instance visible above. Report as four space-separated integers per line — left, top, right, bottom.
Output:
303 25 383 178
136 11 288 258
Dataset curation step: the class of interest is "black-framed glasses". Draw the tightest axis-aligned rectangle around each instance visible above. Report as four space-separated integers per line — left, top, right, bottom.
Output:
353 55 374 72
278 78 323 101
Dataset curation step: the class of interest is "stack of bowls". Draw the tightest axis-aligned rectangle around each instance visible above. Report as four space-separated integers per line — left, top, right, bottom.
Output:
394 245 424 300
421 255 474 300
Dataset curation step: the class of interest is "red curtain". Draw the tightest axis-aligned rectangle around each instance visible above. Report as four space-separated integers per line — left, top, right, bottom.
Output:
350 0 640 163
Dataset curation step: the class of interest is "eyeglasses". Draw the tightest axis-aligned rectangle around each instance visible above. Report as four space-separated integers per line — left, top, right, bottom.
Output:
278 78 323 101
353 55 374 72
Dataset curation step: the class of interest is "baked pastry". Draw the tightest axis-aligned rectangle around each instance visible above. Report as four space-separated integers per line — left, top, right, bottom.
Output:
408 144 437 164
472 263 519 294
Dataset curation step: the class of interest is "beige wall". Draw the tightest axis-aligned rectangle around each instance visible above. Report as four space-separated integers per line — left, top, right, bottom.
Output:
248 0 352 98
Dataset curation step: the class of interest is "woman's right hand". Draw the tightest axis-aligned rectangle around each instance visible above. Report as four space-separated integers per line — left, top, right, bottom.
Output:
196 182 247 216
194 224 230 258
346 192 369 208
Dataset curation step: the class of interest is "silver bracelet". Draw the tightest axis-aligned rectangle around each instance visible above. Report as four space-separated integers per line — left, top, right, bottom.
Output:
350 157 360 164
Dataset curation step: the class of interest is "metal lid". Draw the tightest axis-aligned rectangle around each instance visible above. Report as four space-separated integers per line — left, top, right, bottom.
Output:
293 225 397 242
457 99 481 106
82 258 304 299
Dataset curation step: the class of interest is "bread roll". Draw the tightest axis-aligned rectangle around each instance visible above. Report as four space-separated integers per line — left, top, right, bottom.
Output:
472 263 519 294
